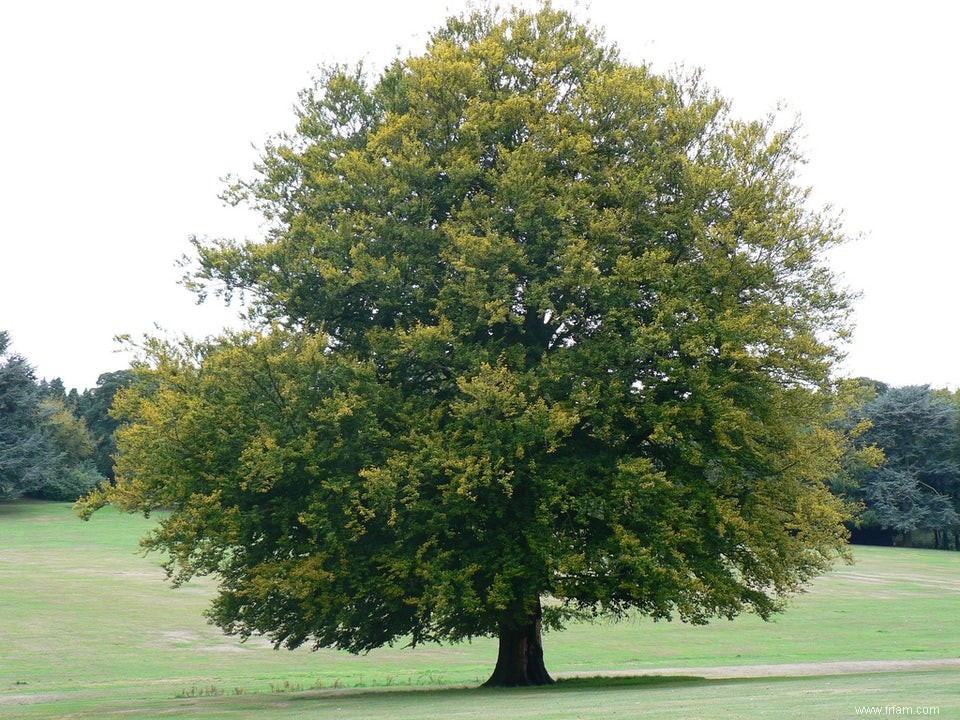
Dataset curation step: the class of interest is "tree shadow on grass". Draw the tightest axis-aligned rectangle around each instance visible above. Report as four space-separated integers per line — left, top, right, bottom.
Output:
282 674 710 704
552 675 708 691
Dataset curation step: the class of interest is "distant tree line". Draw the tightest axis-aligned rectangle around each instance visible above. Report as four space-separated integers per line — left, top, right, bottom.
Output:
0 330 131 501
834 381 960 549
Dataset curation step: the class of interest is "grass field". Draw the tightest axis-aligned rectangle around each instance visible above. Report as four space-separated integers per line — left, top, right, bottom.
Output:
2 500 959 718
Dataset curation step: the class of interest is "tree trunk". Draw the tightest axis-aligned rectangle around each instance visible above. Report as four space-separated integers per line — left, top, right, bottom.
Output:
483 597 554 687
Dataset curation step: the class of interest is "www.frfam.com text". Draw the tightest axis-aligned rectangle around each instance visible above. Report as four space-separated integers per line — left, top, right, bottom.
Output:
855 706 940 716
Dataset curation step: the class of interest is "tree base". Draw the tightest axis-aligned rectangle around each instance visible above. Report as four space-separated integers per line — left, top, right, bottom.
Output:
482 599 555 687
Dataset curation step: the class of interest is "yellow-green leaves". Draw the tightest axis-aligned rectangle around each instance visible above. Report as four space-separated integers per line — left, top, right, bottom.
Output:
453 362 577 456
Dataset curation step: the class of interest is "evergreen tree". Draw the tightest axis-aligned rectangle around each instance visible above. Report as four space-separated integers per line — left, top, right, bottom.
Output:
859 385 960 546
0 331 55 500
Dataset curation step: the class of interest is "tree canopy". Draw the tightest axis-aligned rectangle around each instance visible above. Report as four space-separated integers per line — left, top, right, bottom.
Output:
81 5 857 686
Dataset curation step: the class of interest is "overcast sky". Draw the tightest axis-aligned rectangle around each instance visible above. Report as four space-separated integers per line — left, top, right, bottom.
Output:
2 1 957 391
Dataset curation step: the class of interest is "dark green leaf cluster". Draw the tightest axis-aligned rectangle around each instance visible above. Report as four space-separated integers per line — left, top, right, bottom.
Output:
70 370 135 482
1 331 52 500
853 385 960 544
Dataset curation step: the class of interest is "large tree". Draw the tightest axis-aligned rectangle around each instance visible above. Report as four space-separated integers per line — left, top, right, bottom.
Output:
81 6 857 686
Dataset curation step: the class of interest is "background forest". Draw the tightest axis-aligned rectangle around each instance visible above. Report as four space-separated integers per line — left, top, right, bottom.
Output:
0 330 130 502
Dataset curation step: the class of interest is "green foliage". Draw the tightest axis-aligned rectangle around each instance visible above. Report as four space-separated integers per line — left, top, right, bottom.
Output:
855 385 960 544
0 330 51 500
823 380 883 508
0 331 106 502
34 460 102 501
86 4 856 664
73 369 135 481
31 397 103 500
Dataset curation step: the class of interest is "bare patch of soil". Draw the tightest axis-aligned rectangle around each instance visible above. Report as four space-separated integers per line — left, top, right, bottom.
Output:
0 692 75 707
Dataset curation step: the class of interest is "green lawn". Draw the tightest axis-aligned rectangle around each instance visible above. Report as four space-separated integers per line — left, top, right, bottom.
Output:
2 500 959 718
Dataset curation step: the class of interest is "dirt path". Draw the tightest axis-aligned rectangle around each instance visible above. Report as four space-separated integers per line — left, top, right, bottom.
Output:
557 658 960 680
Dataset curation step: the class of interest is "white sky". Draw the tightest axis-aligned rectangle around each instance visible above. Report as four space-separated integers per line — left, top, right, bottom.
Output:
1 1 957 391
